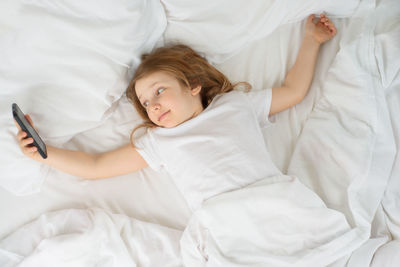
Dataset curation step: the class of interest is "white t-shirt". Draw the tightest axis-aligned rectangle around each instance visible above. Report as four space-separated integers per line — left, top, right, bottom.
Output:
136 89 281 211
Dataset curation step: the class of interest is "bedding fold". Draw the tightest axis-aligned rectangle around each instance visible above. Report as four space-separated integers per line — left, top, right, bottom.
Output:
180 175 363 267
162 0 360 64
0 209 183 267
286 0 397 265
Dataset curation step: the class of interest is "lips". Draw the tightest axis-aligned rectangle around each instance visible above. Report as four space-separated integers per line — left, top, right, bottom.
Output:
158 110 170 122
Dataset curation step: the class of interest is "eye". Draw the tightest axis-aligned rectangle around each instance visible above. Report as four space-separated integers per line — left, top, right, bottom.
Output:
156 88 165 95
142 101 149 108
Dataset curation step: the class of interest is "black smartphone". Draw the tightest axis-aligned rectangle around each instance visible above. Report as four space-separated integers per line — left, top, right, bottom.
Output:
12 103 48 159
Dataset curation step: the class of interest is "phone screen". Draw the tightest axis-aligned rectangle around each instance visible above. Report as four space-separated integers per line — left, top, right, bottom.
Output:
12 103 47 159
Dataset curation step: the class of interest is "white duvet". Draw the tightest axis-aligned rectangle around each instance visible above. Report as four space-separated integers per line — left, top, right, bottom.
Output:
1 0 399 266
181 176 362 267
0 176 361 267
0 208 182 267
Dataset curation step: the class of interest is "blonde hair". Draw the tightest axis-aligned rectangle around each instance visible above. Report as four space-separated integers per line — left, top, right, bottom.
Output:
126 44 250 147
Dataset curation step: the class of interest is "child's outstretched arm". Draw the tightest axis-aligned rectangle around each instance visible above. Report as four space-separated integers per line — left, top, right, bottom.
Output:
269 14 337 115
15 115 148 179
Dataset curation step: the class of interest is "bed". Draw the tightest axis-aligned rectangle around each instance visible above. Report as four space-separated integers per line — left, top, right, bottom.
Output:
0 0 399 266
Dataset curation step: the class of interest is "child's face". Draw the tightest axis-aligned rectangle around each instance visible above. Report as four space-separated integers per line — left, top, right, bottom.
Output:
135 71 203 128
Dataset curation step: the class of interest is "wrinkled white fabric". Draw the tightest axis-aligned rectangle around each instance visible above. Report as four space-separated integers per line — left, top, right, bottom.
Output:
181 176 363 267
162 0 360 64
286 0 398 266
372 0 400 243
0 209 182 267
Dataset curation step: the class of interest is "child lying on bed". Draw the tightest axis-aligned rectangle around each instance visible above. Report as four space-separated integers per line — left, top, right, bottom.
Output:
15 14 336 210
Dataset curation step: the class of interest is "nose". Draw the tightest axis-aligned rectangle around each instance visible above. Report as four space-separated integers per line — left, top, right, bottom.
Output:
150 102 161 111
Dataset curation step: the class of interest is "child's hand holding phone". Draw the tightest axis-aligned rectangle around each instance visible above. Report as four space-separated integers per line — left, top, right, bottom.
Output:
13 103 47 160
14 114 44 161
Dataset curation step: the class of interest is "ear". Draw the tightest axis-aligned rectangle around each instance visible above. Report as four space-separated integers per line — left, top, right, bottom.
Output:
191 85 202 96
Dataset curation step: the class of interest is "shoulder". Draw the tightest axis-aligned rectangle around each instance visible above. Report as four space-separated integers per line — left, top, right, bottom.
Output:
212 90 244 105
201 90 245 114
217 89 271 107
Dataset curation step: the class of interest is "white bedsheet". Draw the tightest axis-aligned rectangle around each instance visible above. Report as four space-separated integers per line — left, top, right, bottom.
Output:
0 208 182 267
0 0 399 266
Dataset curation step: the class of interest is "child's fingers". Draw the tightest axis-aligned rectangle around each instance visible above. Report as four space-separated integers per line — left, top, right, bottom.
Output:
319 14 330 23
19 135 38 155
323 18 337 35
330 24 337 36
21 137 34 147
17 131 27 141
14 116 39 157
319 15 337 36
308 14 315 22
320 17 329 25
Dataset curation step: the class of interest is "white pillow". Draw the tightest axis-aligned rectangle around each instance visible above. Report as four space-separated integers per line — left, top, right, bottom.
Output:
0 0 166 195
162 0 360 64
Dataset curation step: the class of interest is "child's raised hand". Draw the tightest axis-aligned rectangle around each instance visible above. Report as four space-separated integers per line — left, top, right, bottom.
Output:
305 14 337 44
14 114 42 161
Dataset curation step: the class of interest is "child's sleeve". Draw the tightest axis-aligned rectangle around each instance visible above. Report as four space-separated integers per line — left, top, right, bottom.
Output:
245 88 274 128
134 132 164 172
